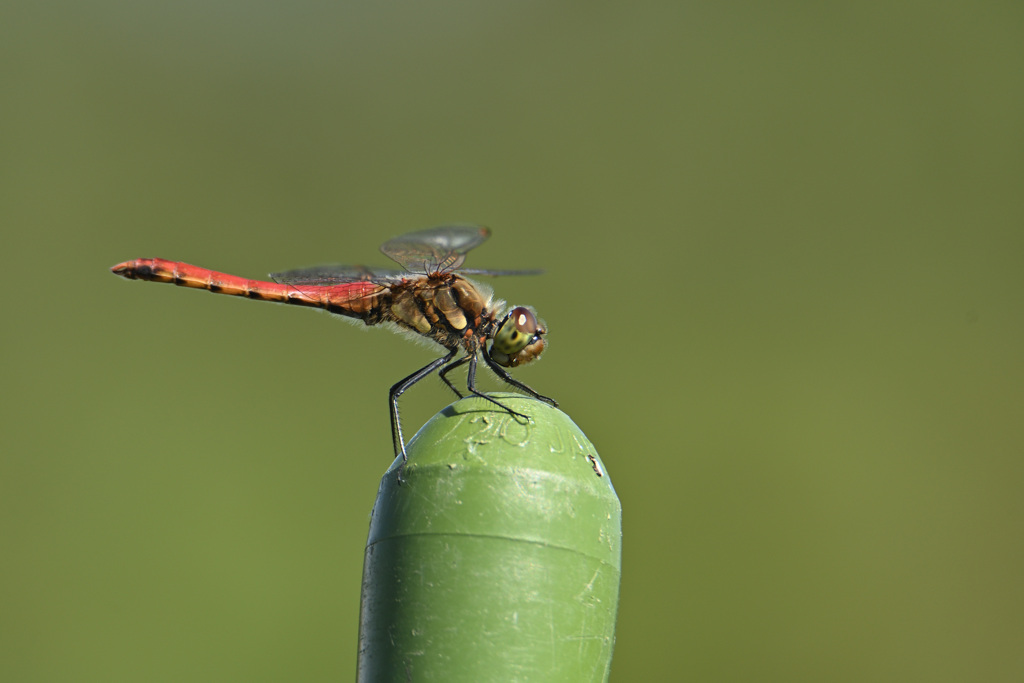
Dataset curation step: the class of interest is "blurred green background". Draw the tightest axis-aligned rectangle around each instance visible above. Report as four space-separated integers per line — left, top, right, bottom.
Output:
3 1 1022 681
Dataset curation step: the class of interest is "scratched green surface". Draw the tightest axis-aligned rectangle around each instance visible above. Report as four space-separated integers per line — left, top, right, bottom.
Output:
3 2 1024 681
359 394 619 682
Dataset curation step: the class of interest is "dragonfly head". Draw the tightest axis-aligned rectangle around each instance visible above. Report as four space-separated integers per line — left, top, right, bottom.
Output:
490 306 546 367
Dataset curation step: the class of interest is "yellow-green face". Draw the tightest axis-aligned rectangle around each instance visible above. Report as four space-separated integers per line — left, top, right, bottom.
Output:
489 306 546 367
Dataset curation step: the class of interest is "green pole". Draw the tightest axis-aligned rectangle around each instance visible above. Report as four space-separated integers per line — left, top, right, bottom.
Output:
357 393 621 682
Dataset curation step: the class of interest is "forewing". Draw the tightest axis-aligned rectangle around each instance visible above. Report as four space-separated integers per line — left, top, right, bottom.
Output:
380 225 491 274
270 264 406 286
459 268 545 277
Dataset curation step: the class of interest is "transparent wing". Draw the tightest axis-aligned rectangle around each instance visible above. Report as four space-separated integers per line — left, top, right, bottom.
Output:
270 264 407 286
459 268 545 277
380 225 491 274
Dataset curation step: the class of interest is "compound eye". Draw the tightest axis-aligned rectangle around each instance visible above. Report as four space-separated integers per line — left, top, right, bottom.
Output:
492 307 538 357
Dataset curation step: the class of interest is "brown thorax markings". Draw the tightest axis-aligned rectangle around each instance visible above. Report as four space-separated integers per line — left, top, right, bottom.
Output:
384 274 495 352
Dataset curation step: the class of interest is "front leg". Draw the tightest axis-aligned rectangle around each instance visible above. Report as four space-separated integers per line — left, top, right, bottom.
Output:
464 352 531 420
481 347 558 407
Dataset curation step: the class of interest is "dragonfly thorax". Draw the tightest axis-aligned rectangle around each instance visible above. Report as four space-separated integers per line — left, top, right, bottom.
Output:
383 274 493 347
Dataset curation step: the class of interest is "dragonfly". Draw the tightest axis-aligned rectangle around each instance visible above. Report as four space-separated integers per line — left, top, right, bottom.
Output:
110 225 557 464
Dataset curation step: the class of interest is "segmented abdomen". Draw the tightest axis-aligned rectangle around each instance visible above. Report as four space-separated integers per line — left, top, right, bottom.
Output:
110 258 385 318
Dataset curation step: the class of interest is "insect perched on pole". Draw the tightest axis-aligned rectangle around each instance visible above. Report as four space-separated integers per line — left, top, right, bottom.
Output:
110 225 557 462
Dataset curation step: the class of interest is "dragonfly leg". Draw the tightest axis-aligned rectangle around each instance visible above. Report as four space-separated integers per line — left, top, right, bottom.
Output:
464 353 532 420
438 355 471 398
481 347 559 408
390 347 460 466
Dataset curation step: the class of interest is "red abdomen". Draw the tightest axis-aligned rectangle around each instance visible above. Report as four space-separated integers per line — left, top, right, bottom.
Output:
110 258 385 318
